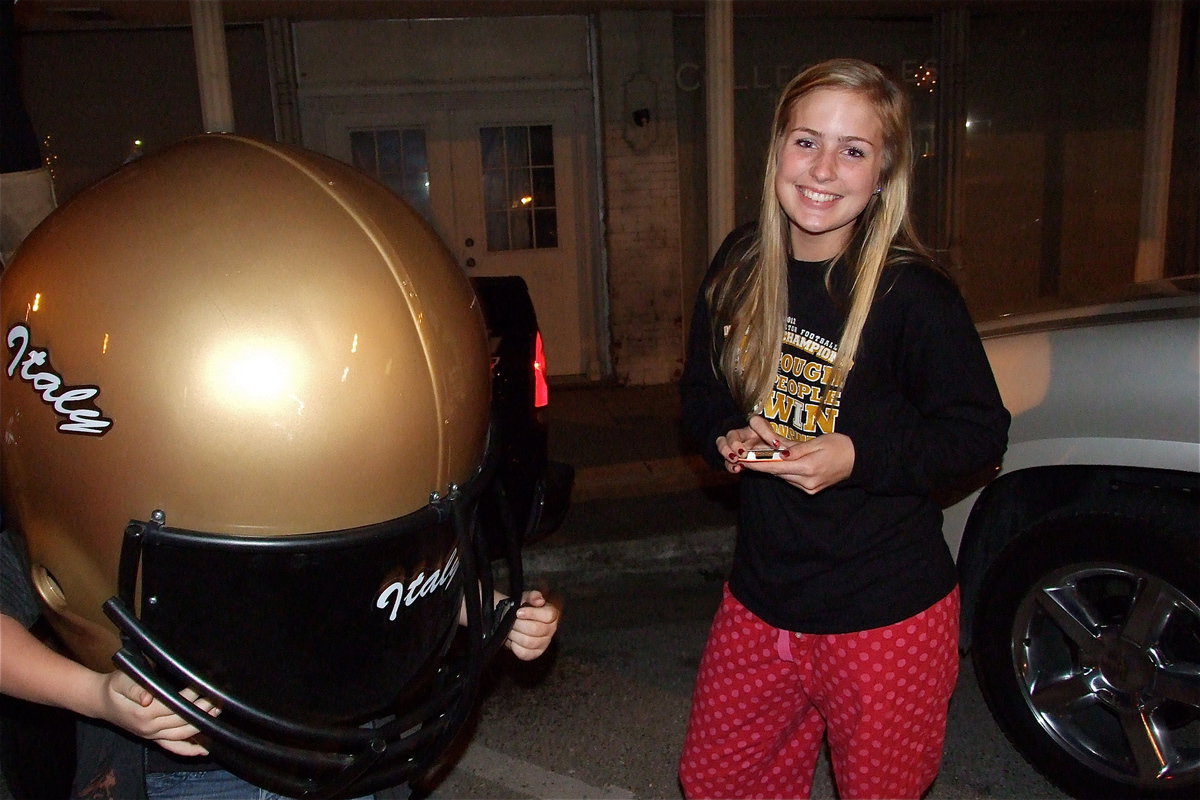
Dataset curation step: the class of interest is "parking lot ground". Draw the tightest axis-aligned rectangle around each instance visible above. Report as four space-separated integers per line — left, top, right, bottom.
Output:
414 567 1066 800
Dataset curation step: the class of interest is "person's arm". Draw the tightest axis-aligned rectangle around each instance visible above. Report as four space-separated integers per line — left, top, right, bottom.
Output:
734 265 1008 496
840 266 1010 495
680 228 760 470
0 614 209 756
680 289 747 469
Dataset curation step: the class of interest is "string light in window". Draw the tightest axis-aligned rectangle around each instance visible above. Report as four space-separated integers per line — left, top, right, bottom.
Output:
41 135 59 182
912 64 938 93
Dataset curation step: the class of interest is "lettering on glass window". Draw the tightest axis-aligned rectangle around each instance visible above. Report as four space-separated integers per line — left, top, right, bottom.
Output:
479 125 558 252
349 128 432 223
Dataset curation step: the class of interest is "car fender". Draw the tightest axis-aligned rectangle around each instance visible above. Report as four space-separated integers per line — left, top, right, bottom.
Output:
944 294 1199 649
950 452 1199 650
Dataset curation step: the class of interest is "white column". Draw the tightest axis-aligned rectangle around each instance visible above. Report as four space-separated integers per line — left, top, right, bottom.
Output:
1134 0 1181 282
190 0 235 134
705 0 735 258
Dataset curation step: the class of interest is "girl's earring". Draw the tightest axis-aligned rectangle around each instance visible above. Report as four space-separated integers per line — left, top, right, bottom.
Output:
873 186 882 195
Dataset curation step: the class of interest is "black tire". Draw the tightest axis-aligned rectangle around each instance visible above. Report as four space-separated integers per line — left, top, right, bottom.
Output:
973 511 1200 799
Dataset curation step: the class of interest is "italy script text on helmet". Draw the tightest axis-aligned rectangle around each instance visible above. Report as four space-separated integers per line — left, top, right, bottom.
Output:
376 547 461 622
5 323 112 435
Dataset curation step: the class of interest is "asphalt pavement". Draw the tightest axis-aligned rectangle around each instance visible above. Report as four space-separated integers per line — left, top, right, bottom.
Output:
430 381 1066 800
524 381 739 579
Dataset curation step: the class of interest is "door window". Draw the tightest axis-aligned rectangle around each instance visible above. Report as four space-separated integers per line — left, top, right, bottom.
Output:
478 125 558 252
349 128 432 222
326 96 591 377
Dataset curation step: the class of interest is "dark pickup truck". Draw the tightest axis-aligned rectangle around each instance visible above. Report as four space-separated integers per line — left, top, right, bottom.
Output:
472 276 574 556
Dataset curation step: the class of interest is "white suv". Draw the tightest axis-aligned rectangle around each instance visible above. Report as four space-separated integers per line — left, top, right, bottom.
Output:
943 285 1199 799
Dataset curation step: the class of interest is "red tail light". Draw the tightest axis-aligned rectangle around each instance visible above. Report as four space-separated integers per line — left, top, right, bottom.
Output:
533 331 549 408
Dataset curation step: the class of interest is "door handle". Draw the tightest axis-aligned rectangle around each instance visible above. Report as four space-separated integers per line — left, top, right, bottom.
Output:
464 237 475 247
465 257 477 268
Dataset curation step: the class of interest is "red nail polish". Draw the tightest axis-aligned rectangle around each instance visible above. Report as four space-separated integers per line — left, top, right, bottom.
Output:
781 449 791 457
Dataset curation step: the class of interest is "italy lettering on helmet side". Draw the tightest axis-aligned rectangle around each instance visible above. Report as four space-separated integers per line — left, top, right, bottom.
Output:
375 547 462 622
5 323 113 436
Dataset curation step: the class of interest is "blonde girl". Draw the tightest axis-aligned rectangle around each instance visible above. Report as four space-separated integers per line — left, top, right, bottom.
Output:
678 58 1009 799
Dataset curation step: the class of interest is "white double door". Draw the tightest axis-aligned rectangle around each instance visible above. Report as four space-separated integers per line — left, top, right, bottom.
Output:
324 91 593 377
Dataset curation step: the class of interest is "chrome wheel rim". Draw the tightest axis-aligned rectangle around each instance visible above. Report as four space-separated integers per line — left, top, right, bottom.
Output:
1010 561 1200 789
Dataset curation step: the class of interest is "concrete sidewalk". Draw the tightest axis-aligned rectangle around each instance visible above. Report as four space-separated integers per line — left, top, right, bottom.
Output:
521 382 738 577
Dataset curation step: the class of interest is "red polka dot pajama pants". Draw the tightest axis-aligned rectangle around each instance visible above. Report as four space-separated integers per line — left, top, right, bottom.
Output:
679 585 960 799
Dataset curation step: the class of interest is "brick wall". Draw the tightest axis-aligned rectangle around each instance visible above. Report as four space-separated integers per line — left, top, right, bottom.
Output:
599 11 686 386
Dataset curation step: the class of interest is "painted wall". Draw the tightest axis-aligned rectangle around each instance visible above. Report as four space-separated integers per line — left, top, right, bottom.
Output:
293 16 590 87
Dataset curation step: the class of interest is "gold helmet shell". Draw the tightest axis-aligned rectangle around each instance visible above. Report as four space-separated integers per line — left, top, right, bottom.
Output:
1 134 491 673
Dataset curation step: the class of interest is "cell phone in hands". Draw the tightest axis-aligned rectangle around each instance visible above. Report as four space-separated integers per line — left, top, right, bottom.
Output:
738 448 785 462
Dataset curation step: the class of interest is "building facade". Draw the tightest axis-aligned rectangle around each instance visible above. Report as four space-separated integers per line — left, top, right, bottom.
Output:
11 0 1198 385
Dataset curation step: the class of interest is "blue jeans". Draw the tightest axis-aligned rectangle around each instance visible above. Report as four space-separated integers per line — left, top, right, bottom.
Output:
145 769 376 800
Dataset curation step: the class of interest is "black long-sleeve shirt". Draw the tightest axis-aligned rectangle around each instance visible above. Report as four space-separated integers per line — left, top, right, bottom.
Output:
681 228 1010 633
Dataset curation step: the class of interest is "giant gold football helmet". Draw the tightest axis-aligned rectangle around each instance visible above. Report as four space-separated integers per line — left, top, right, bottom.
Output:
1 134 518 798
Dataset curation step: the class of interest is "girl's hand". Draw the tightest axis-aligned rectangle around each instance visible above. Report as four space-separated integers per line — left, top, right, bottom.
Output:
725 416 855 494
506 590 561 661
716 421 774 473
98 672 215 757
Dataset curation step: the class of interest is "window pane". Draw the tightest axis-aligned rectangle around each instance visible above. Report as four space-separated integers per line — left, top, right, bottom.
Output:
477 124 558 252
531 166 556 207
509 209 533 250
508 168 532 209
403 172 431 220
377 129 402 173
350 128 433 225
401 129 427 172
480 127 504 170
482 171 507 212
505 126 529 167
350 131 375 172
962 6 1151 319
529 125 554 166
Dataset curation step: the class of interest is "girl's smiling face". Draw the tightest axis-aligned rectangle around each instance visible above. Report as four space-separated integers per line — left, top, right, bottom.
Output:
774 87 885 262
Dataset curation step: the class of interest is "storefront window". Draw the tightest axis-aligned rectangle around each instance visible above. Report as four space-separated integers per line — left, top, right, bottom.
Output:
729 14 939 241
675 4 1191 324
962 6 1153 319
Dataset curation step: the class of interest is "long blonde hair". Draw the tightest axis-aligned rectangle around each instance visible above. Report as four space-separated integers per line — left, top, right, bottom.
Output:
707 58 930 413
